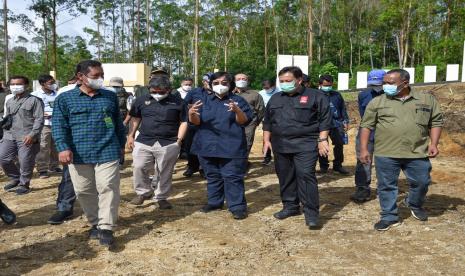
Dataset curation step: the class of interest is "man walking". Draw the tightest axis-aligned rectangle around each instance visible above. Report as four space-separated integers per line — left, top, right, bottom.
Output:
52 60 126 247
360 69 443 231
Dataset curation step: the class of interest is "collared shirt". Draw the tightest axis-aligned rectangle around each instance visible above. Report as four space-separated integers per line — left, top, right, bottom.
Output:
259 88 279 107
184 87 211 105
358 86 384 142
360 88 444 158
191 92 253 158
234 88 265 126
32 88 57 126
57 84 78 95
130 93 187 146
263 87 332 153
321 90 349 129
52 87 127 164
3 93 44 142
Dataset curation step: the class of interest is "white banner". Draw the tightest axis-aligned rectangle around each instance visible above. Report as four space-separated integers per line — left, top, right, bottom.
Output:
356 72 368 89
337 73 349 91
446 64 460 81
424 66 437 83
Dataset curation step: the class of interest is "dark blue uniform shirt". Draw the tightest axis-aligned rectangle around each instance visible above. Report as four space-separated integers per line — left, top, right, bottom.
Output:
322 90 349 129
191 92 253 159
358 87 384 141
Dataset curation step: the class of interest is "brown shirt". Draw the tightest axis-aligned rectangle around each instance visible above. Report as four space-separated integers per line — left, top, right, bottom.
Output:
234 88 265 126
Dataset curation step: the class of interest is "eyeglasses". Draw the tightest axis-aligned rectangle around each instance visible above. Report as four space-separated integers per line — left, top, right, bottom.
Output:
212 81 229 86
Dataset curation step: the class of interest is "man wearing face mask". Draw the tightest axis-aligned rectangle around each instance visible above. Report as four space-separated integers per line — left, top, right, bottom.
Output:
258 78 278 165
32 74 61 179
360 69 443 231
233 73 265 167
263 66 332 229
0 76 44 195
189 71 253 220
173 77 193 100
135 67 169 98
127 75 188 208
351 69 386 203
317 75 350 175
52 60 126 247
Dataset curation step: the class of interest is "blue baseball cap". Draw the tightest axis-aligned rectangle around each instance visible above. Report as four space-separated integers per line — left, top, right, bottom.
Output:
367 69 386 86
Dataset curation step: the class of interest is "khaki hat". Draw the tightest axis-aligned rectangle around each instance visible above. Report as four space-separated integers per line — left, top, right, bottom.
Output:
109 77 124 87
151 67 169 75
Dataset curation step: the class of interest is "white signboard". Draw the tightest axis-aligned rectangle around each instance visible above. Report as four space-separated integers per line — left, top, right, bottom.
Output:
292 55 309 75
446 64 460 81
337 73 349 91
356 71 368 89
424 66 437 83
404 67 415 84
276 55 293 73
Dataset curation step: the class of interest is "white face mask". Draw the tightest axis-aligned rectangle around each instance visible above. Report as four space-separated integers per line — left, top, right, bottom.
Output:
182 85 192 92
10 85 25 95
212 85 229 95
47 83 58 91
235 80 248 89
151 93 168 101
87 77 104 90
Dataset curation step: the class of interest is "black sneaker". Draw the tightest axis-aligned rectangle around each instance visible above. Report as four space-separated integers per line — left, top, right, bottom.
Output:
47 211 73 225
99 229 115 247
305 216 321 230
89 225 99 240
39 171 49 179
319 168 328 174
333 166 350 175
157 200 173 210
199 169 205 178
273 209 301 220
199 204 223 213
16 185 31 195
350 188 371 203
261 159 272 166
4 181 19 192
183 168 195 177
49 167 63 173
403 197 428 221
374 220 401 231
231 210 248 220
0 200 16 225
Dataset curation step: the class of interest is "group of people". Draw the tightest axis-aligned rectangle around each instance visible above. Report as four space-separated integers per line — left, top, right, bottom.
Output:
0 59 443 248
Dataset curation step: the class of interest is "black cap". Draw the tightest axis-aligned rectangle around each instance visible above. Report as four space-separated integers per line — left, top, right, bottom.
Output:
149 75 171 89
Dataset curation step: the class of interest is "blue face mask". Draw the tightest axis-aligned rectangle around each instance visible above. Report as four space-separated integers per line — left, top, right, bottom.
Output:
321 86 332 92
280 80 296 93
383 84 399 96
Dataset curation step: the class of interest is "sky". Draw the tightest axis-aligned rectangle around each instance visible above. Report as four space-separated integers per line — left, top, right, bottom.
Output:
8 0 95 50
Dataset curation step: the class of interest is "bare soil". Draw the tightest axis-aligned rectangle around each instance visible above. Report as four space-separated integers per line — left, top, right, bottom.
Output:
0 83 464 275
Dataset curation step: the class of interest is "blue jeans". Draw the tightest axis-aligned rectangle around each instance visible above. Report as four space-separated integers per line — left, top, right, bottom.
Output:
198 156 247 212
56 165 76 212
375 157 432 221
355 130 374 190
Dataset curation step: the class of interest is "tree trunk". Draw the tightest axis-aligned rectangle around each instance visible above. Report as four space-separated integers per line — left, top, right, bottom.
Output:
271 3 279 55
52 0 57 74
136 0 141 62
3 0 8 81
112 6 116 63
131 0 135 62
307 0 313 67
97 18 102 60
145 0 150 64
43 15 49 71
121 0 125 61
193 0 199 87
402 0 412 68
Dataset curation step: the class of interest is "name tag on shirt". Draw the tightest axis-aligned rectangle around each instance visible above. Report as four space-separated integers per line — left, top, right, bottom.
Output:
223 102 239 106
300 96 308 104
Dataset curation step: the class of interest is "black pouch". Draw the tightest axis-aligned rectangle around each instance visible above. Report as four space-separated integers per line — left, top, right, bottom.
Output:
1 114 13 130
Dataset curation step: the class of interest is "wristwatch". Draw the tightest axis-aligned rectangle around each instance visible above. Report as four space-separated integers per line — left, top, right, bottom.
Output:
317 137 328 142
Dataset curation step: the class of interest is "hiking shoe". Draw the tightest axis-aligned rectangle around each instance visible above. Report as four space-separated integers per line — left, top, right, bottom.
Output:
273 209 301 220
157 200 173 210
403 197 428 221
49 167 63 173
305 216 321 230
319 167 328 174
199 169 205 178
231 210 248 220
0 200 16 225
333 166 350 175
183 168 196 177
199 204 223 213
47 211 73 225
89 225 99 240
4 181 19 192
129 194 152 206
99 229 115 247
39 171 49 179
15 185 31 195
261 159 272 166
374 220 401 231
350 188 371 203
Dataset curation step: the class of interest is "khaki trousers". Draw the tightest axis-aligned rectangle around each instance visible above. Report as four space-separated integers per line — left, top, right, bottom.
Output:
132 141 180 201
36 126 59 172
68 160 120 231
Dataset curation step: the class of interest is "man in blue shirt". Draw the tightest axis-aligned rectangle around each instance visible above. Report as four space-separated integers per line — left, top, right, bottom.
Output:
52 60 126 248
258 78 279 165
317 75 350 175
32 74 61 179
351 69 386 203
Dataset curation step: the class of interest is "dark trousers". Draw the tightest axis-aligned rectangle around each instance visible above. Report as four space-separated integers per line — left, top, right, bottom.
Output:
354 130 374 189
274 147 320 218
0 139 40 186
56 165 76 212
244 123 257 157
375 157 431 221
185 126 200 171
198 156 247 212
318 127 344 169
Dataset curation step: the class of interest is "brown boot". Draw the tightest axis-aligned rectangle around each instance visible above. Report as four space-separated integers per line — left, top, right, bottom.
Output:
130 194 152 205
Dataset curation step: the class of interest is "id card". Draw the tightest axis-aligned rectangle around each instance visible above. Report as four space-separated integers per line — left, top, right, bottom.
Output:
104 116 114 128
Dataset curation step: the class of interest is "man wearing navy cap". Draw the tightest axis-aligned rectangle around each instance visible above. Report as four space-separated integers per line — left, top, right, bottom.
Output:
351 69 386 203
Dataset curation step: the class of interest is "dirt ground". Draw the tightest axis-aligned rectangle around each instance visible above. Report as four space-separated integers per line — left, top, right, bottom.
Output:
1 83 465 275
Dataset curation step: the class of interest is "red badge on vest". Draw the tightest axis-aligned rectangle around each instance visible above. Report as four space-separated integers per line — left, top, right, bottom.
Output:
300 96 308 104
